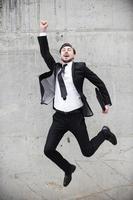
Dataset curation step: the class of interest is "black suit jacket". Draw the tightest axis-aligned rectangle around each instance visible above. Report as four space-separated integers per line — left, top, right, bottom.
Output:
38 36 112 117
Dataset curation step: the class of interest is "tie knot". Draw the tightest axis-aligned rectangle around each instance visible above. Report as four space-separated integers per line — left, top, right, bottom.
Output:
63 64 67 67
61 64 67 73
62 64 67 68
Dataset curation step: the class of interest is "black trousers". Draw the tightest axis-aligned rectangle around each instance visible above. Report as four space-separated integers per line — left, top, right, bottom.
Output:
44 109 105 174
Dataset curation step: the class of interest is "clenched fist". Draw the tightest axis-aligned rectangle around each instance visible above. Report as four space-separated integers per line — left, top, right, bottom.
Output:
40 20 48 32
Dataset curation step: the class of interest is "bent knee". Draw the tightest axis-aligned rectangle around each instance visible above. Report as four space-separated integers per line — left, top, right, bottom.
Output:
82 151 94 157
44 147 53 157
81 147 94 157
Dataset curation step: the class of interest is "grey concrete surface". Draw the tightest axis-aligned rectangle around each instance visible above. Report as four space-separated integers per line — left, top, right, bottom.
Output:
0 0 133 200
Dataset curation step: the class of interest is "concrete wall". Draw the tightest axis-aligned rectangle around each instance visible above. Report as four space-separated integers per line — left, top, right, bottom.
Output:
0 0 133 199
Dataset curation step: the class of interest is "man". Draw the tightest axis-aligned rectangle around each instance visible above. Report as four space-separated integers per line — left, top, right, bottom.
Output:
38 20 117 187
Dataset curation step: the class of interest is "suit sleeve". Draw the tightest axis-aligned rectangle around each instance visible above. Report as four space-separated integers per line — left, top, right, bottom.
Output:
38 36 56 71
84 64 112 106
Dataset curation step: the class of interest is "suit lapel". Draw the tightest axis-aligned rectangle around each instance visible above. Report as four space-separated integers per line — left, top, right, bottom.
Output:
72 62 80 94
72 62 82 96
72 62 75 81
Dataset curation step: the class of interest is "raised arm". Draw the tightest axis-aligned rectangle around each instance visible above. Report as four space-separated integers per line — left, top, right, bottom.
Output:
38 20 56 71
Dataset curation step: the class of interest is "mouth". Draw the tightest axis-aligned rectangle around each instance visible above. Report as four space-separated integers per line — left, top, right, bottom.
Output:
64 55 69 58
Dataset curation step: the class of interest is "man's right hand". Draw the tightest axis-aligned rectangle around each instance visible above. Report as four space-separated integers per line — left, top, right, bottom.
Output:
40 20 48 32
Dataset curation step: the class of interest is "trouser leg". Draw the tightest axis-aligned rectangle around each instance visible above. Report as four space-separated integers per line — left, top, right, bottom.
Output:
69 111 105 157
44 112 72 174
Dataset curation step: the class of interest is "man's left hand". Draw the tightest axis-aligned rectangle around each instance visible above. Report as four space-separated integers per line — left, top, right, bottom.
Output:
102 105 110 114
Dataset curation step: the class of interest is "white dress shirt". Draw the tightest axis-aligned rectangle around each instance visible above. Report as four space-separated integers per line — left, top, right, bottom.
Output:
39 33 83 112
54 62 83 112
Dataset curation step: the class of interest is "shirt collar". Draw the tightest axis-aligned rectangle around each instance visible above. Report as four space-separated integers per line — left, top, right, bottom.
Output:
64 61 73 67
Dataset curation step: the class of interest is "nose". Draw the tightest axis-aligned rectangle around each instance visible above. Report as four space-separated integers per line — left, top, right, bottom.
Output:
64 49 68 53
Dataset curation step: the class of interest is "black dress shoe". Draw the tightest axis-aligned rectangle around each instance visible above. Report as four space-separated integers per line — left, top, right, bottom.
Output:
102 126 117 145
63 165 76 187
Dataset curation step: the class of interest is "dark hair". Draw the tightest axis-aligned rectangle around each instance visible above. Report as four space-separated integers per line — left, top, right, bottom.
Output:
59 43 76 54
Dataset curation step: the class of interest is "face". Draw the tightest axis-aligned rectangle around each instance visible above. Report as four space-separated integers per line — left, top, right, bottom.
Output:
60 46 75 63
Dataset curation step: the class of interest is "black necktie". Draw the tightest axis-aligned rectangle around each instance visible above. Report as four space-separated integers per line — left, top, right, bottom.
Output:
58 64 67 100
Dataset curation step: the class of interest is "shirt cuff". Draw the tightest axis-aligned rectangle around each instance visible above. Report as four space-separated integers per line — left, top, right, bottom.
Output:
39 32 47 37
